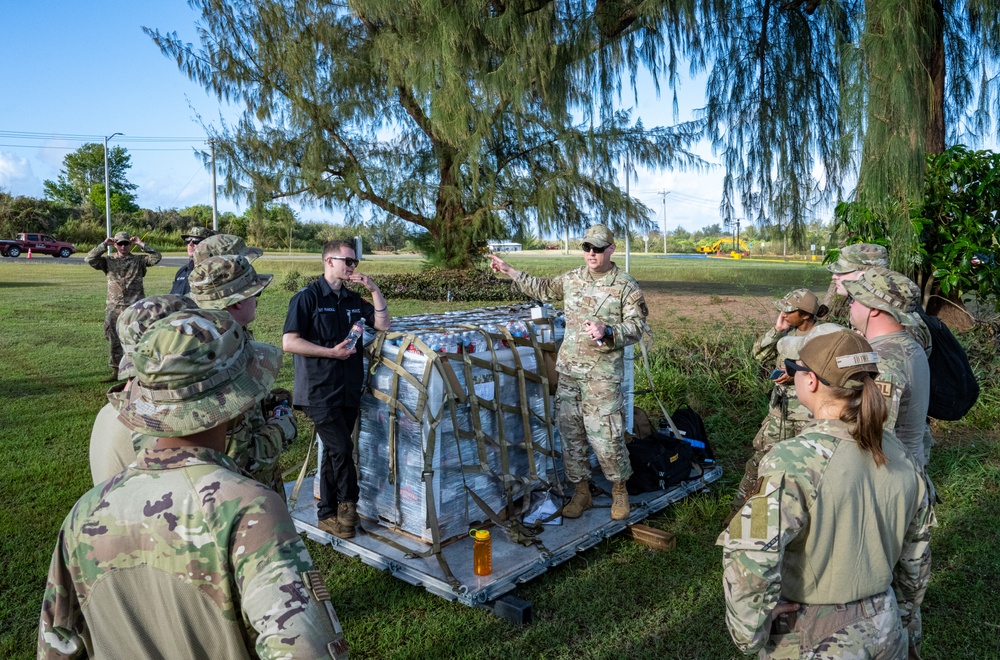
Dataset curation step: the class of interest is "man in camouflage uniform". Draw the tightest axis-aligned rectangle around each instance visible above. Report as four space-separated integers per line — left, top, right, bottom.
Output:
189 254 298 497
39 309 348 659
727 296 839 523
845 268 934 659
719 327 931 659
84 231 162 382
88 294 199 485
489 224 650 521
169 225 217 295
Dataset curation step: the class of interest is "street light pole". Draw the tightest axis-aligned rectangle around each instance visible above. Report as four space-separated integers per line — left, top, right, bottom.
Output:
104 132 123 243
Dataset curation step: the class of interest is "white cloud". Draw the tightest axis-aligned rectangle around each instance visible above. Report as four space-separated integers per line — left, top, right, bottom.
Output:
0 151 42 196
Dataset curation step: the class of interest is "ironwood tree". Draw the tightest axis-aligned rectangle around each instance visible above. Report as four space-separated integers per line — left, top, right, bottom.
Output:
145 0 707 267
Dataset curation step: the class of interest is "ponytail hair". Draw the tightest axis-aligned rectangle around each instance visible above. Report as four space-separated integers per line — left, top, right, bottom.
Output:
826 374 888 466
815 304 829 319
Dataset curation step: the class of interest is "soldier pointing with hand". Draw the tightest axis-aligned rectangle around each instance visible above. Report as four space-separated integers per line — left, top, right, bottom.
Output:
489 224 651 521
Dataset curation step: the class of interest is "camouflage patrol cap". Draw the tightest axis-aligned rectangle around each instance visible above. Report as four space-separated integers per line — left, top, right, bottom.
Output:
799 329 880 390
777 322 848 360
181 226 216 240
581 224 615 249
118 309 280 437
116 295 200 380
773 288 820 315
189 255 273 310
113 231 131 243
193 233 264 266
843 267 920 323
826 243 889 274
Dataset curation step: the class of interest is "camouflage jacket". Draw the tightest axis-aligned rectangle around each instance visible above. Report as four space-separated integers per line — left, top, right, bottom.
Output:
752 326 811 430
514 263 650 382
84 243 162 309
226 403 297 497
38 446 346 659
871 331 931 466
718 419 931 653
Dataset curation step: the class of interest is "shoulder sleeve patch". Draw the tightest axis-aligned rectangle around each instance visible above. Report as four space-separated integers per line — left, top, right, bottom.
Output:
876 380 893 398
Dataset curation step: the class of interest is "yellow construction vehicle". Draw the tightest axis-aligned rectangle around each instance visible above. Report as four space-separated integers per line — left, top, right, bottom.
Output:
696 237 750 255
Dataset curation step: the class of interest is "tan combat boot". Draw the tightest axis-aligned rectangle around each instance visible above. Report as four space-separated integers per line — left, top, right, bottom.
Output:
562 480 592 518
610 481 630 520
318 516 355 540
338 502 359 528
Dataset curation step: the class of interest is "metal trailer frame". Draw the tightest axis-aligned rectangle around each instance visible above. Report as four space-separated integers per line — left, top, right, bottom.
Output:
288 466 722 615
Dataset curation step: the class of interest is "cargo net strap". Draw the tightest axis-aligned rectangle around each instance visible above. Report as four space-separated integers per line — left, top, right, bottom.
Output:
362 320 562 565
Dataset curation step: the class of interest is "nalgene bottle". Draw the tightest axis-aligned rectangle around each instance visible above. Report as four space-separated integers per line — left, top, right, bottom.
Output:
344 321 365 348
470 529 492 576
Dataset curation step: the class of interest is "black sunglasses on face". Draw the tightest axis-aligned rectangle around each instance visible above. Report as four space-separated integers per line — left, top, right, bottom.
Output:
845 294 855 305
328 256 359 267
116 242 130 247
582 243 609 254
784 358 831 385
184 237 201 245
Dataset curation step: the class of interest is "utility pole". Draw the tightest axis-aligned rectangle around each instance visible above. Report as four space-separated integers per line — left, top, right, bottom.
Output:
104 132 123 246
736 218 742 254
624 153 631 272
210 140 219 231
660 190 670 255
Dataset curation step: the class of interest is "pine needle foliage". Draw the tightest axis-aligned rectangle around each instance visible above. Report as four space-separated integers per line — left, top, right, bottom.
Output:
144 0 709 268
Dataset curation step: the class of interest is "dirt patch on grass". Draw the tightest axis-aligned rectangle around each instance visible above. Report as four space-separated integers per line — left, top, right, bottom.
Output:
637 280 782 333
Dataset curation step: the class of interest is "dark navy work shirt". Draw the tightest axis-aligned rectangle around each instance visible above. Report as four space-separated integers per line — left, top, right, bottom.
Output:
283 277 375 408
170 259 195 295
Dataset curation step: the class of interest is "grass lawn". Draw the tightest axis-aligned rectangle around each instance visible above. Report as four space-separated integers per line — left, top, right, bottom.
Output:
1 255 998 659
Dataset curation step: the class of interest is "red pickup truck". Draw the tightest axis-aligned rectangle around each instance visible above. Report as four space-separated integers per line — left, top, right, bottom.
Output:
0 233 77 258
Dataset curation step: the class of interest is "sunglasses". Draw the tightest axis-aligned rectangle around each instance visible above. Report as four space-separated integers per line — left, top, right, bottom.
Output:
845 294 856 305
327 256 359 267
184 237 201 245
115 242 131 247
582 243 609 254
784 358 830 386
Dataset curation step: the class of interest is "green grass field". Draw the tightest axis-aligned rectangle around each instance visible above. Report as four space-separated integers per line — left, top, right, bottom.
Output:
1 255 998 659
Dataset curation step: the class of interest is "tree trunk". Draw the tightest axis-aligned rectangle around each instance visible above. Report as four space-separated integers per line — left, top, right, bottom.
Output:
924 0 946 155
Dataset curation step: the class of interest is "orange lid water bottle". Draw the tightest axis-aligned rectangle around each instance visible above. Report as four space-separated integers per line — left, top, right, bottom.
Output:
470 529 492 576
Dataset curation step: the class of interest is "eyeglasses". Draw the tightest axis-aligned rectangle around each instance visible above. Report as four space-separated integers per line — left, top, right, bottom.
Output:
784 358 830 385
327 256 359 267
184 237 201 245
582 243 609 254
845 294 855 305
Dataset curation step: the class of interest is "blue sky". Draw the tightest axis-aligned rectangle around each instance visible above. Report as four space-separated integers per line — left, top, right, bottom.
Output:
0 1 728 233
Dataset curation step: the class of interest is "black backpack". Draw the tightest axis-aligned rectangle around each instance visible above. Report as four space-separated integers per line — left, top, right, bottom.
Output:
626 431 695 495
918 311 979 420
668 404 715 465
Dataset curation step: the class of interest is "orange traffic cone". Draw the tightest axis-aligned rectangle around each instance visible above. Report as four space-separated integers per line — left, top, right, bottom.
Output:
27 248 32 258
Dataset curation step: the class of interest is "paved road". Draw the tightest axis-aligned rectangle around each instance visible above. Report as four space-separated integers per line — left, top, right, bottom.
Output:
0 252 421 268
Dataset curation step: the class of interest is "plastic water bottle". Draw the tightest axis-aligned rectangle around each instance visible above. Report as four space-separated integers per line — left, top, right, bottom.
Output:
470 529 492 576
344 321 365 348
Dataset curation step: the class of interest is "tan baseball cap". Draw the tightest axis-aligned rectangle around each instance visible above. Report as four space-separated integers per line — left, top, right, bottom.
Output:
776 323 847 360
799 329 880 390
581 224 615 249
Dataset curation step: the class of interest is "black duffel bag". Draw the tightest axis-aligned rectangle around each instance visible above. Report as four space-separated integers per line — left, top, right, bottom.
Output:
626 431 695 495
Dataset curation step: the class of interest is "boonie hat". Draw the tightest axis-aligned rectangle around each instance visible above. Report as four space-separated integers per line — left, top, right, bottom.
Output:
116 295 200 380
581 224 615 249
194 234 264 266
826 243 889 274
113 231 131 243
117 309 280 437
181 226 216 240
773 288 820 315
798 329 880 390
188 255 273 310
843 267 920 323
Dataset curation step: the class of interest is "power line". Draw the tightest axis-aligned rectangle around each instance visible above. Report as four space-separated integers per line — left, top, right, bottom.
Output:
0 130 205 142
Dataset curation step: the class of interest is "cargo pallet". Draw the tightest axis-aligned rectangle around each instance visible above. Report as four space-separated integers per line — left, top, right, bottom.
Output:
288 466 722 624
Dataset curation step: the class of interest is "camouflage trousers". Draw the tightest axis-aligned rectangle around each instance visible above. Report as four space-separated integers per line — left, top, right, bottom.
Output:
762 589 906 659
104 306 125 371
556 375 632 484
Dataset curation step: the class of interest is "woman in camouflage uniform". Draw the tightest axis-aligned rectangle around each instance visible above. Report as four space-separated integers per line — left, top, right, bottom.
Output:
719 326 931 659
